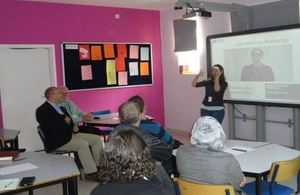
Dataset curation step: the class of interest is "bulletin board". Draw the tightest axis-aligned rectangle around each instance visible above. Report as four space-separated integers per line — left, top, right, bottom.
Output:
61 42 153 91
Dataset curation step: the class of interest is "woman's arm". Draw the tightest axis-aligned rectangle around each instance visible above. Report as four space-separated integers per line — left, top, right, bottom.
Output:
213 71 221 92
191 71 204 87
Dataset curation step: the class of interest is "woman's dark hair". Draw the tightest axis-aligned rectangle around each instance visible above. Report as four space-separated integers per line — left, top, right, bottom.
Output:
213 64 226 82
128 95 145 113
98 130 155 184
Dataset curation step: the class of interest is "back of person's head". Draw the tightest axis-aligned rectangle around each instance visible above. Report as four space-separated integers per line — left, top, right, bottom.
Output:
44 87 57 99
191 116 226 151
99 130 155 184
128 95 145 113
118 101 141 125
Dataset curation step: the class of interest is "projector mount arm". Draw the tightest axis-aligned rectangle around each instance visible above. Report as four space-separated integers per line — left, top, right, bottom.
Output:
174 0 237 12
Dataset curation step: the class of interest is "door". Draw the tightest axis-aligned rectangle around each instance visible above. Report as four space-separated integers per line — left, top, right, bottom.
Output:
0 45 56 151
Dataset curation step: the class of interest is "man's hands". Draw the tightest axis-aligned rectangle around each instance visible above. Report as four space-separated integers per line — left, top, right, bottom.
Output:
64 116 72 125
82 113 93 121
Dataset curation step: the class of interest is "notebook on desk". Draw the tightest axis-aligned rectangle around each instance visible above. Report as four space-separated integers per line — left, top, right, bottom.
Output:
224 146 255 156
0 151 20 161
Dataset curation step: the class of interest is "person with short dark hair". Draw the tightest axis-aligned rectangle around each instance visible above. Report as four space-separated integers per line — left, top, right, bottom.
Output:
91 130 176 195
240 48 275 81
127 95 177 147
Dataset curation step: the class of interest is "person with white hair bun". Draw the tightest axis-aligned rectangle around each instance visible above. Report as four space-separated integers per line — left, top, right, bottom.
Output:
176 116 245 192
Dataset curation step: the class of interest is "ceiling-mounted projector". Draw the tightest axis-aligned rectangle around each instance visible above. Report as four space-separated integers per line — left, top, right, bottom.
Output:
183 9 212 19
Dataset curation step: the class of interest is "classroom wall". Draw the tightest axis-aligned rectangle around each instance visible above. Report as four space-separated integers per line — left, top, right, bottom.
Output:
0 0 165 127
160 9 231 133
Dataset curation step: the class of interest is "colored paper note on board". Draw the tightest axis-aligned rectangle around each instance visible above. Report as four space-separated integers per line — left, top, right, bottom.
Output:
116 57 125 71
117 44 127 57
91 45 102 60
140 62 149 76
140 47 149 61
79 45 90 60
81 65 93 80
118 71 128 85
106 60 117 85
179 65 189 75
104 44 115 58
129 45 139 59
129 62 139 76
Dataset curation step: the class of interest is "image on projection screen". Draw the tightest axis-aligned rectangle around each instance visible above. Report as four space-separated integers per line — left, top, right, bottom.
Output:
207 24 300 106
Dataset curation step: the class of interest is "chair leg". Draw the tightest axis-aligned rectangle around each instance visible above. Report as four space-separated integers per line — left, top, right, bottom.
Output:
296 171 300 194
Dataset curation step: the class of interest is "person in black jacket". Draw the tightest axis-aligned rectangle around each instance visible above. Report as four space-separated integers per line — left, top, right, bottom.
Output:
91 130 176 195
36 87 103 180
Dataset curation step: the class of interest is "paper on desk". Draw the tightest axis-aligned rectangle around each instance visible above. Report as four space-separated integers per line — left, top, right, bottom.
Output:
0 157 13 161
0 163 38 176
224 145 255 156
0 178 19 191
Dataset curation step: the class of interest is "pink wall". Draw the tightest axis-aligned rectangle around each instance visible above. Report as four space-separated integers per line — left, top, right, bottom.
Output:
0 0 165 127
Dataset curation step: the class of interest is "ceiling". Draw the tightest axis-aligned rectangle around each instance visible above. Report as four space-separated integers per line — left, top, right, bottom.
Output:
24 0 281 10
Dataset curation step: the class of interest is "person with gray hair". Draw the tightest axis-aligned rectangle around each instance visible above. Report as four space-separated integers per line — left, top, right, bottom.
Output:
113 101 172 163
176 116 245 191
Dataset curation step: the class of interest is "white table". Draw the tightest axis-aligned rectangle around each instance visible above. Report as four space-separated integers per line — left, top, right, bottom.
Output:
0 152 80 195
226 140 300 195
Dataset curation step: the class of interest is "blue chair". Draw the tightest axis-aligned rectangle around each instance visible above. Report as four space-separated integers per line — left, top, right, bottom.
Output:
242 156 300 195
91 109 113 141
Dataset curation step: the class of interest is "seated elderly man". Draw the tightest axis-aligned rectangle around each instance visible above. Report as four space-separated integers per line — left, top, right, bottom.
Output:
36 87 103 181
57 86 99 134
113 101 172 163
176 116 245 192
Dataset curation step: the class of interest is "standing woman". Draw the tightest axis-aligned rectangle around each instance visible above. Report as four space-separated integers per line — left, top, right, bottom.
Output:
191 64 228 123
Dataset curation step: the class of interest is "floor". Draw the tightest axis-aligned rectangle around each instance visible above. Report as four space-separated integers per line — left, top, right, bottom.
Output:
15 130 298 195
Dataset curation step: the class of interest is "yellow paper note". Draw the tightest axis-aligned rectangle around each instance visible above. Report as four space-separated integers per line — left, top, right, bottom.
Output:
106 60 117 85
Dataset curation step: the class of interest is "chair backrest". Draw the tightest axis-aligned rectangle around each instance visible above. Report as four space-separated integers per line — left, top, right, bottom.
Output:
91 109 111 116
269 156 300 182
0 139 3 151
175 178 235 195
37 126 51 153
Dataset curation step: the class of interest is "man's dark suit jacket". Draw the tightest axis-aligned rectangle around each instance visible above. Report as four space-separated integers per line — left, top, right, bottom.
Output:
36 101 73 151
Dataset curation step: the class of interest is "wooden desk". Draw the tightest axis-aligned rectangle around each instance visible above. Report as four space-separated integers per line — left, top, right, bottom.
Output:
84 113 154 128
0 129 20 150
0 152 79 195
226 140 300 195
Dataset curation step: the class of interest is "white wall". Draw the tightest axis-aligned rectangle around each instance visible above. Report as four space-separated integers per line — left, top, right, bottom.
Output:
160 9 231 134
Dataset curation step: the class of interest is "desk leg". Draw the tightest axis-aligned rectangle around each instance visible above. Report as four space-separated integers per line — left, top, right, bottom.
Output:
13 137 19 150
62 181 68 195
67 177 78 195
29 189 33 195
255 175 262 195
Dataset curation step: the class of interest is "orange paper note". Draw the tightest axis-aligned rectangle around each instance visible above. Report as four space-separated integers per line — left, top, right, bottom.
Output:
117 44 127 57
91 45 102 60
104 44 115 58
140 62 149 76
116 57 125 72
